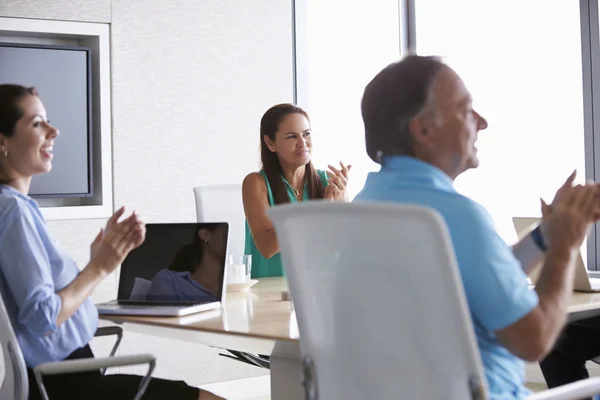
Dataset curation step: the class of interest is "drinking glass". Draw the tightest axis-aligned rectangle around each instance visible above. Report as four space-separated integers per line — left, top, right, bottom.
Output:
227 254 252 281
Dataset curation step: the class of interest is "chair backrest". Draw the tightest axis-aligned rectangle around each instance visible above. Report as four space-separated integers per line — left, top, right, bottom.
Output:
193 184 245 257
0 292 28 400
268 202 487 400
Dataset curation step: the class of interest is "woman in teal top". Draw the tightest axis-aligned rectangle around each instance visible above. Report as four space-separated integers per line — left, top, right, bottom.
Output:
242 103 351 278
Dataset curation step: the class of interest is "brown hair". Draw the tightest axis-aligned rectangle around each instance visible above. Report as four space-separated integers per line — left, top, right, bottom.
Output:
260 103 325 205
0 84 38 138
169 223 224 273
0 84 38 182
361 55 446 163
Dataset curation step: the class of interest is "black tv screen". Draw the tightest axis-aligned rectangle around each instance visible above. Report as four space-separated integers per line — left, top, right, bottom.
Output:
0 42 93 198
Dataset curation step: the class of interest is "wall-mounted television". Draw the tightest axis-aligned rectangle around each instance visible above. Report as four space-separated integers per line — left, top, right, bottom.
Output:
0 42 93 198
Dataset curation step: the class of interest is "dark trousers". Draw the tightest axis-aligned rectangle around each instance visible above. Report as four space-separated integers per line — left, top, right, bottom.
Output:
27 345 199 400
540 315 600 391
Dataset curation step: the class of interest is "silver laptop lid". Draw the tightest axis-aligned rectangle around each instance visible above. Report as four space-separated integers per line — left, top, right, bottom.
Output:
116 222 229 304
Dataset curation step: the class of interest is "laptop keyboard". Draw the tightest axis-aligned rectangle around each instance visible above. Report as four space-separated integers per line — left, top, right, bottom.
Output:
117 301 205 307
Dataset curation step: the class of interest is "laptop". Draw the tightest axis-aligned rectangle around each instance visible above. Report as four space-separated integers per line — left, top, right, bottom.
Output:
96 222 229 316
512 217 600 292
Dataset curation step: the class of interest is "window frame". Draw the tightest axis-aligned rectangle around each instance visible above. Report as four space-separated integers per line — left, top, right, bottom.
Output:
581 0 600 271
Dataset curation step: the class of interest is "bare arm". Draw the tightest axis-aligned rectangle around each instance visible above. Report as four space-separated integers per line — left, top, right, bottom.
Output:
56 262 107 325
495 246 576 361
496 185 596 361
242 173 279 258
57 208 144 326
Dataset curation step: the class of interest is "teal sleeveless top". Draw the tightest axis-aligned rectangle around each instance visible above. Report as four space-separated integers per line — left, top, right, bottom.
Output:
245 170 329 278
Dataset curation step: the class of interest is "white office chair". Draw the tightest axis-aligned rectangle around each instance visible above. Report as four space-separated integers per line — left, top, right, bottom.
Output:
0 292 156 400
268 202 600 400
193 184 245 257
193 184 271 368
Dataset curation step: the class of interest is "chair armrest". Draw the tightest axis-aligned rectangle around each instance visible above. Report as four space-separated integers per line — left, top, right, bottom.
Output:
528 377 600 400
33 354 156 400
94 326 123 338
94 326 124 374
34 354 154 375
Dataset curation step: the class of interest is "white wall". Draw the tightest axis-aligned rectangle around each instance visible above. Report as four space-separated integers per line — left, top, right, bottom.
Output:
0 0 293 386
0 0 111 23
109 0 293 223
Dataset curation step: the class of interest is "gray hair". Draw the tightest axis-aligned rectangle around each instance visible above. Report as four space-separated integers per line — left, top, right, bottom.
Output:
361 55 447 163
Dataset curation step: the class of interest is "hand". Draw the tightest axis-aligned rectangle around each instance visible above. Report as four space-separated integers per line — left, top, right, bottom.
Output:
89 206 146 275
324 161 352 201
541 183 599 253
542 170 600 221
540 170 577 218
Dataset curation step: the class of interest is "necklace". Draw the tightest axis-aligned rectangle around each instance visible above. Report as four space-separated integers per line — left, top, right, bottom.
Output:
283 176 302 197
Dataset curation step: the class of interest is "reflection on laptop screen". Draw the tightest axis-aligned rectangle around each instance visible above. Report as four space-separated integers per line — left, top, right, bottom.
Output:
117 223 228 304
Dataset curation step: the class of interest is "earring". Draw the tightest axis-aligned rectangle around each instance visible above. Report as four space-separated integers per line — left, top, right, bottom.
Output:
2 149 6 158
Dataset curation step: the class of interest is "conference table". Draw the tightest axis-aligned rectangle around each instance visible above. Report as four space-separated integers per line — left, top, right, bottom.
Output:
100 278 600 400
101 277 301 400
567 291 600 321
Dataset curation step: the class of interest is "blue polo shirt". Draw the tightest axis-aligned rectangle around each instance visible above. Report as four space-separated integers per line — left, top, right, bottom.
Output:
354 156 538 400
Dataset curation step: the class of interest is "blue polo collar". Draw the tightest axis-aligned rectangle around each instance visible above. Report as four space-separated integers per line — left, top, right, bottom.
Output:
380 156 456 193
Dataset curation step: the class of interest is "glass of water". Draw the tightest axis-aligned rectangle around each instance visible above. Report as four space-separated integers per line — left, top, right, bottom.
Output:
227 254 252 281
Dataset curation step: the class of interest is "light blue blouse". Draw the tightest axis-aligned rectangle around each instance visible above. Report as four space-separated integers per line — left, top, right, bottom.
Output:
0 184 98 367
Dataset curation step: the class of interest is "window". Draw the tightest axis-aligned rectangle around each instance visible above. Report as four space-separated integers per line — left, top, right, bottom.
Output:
415 0 590 264
296 0 597 267
297 0 402 198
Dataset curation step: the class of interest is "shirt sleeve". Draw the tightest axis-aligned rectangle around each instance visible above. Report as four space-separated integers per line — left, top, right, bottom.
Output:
452 200 539 332
0 201 61 336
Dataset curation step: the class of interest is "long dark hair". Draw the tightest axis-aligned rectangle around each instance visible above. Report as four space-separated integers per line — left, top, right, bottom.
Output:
260 103 325 205
0 84 38 138
169 223 223 273
0 85 38 182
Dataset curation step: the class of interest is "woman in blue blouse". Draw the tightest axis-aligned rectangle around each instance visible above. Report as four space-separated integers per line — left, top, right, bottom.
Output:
0 85 223 400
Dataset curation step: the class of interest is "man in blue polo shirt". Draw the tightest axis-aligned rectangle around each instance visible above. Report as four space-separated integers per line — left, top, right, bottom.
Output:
355 55 599 399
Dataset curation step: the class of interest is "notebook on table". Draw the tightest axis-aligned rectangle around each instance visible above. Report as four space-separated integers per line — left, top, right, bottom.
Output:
96 222 229 316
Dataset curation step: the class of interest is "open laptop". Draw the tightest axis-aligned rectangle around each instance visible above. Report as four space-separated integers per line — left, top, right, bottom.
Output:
512 217 600 292
96 222 229 316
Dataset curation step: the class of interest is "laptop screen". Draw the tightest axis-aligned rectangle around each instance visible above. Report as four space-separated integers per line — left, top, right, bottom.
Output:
116 222 229 303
